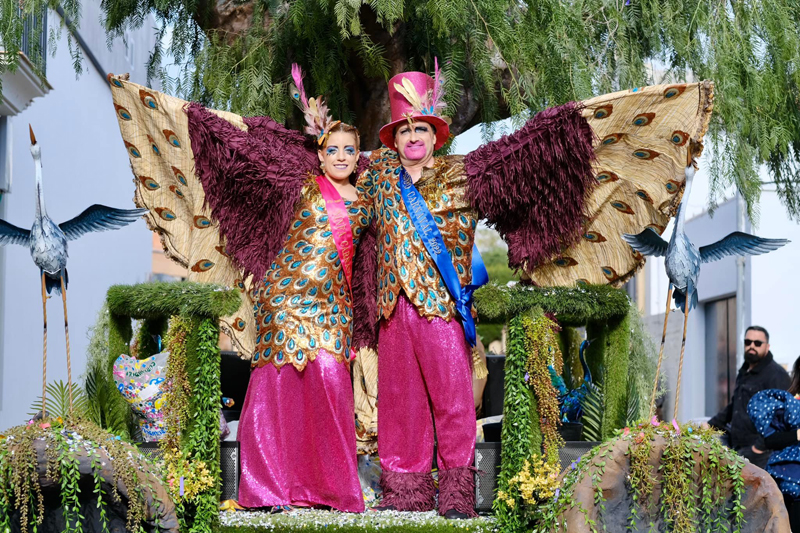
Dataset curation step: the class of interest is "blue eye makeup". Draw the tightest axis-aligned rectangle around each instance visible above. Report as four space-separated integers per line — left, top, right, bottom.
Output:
345 147 356 155
326 147 338 155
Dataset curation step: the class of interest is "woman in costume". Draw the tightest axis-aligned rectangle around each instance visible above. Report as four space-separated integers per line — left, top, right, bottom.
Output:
106 66 376 512
201 68 372 512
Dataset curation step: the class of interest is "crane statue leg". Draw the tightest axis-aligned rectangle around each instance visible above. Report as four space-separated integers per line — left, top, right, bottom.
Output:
60 275 73 417
40 272 48 418
649 284 673 418
673 306 690 421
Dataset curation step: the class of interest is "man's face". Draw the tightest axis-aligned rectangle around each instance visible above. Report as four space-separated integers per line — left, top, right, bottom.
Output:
394 121 435 167
744 330 769 364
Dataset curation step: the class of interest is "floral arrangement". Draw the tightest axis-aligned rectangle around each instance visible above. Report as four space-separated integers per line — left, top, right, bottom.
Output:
497 453 560 513
161 446 214 502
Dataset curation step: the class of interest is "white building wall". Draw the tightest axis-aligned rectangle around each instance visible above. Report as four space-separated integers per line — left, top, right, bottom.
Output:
0 8 156 430
750 190 800 369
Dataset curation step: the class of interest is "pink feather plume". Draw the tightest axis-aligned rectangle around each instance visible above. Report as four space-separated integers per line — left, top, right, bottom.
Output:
291 63 308 107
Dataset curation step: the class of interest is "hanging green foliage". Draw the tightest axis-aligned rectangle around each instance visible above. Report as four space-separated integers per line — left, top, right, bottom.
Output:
521 311 564 463
0 419 160 533
494 314 538 533
502 421 746 532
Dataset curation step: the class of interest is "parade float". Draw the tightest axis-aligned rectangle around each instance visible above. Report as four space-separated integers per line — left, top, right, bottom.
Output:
0 63 792 532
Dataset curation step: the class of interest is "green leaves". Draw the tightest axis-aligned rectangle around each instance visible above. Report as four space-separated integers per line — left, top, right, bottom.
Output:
580 381 604 443
28 381 91 420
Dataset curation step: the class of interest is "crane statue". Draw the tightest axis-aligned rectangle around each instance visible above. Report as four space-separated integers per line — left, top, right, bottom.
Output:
0 126 147 418
623 143 789 420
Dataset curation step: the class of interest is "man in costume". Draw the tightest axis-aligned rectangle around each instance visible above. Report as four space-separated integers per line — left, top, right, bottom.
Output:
367 65 714 518
368 66 596 518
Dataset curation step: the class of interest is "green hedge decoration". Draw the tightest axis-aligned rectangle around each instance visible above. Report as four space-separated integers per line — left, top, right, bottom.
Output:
103 281 240 532
474 283 631 325
492 314 537 532
106 281 241 319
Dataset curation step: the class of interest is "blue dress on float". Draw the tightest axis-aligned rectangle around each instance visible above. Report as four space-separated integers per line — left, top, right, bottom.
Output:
748 389 800 498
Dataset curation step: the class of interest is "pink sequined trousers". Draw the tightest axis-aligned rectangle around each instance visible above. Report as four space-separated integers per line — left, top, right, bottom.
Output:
378 294 477 515
237 349 364 512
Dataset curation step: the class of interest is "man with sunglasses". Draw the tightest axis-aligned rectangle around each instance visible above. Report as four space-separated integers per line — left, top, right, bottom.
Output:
708 326 790 469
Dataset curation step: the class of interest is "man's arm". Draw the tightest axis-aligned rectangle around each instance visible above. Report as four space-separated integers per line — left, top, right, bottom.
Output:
708 401 733 430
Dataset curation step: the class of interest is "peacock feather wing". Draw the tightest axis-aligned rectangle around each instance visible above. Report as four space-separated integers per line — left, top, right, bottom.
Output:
527 81 714 287
107 74 256 359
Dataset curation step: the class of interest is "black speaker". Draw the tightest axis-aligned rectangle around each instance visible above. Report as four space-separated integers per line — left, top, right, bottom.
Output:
220 441 240 501
139 441 241 501
558 441 599 469
474 442 501 512
482 355 506 417
473 441 600 513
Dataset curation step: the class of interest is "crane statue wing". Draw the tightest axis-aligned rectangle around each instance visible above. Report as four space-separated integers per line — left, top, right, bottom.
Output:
622 228 668 257
60 205 147 241
522 81 714 287
699 232 789 263
107 74 259 358
0 219 31 246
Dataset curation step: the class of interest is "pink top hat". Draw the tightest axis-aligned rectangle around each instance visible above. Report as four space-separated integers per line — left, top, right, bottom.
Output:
379 62 450 151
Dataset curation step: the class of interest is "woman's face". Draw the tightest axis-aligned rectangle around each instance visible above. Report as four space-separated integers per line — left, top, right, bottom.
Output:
319 131 358 181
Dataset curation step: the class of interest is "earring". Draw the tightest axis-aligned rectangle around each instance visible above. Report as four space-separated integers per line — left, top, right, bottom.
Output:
320 161 326 172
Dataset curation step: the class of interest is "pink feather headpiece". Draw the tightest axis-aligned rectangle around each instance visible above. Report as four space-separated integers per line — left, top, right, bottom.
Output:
290 64 341 146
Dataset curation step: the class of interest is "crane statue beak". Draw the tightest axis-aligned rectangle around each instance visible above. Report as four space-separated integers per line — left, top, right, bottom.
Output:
29 125 37 145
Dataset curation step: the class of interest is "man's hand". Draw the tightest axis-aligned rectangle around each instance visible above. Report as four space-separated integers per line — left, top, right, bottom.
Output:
751 445 765 455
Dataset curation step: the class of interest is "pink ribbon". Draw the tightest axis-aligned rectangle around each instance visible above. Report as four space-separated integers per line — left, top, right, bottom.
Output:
315 175 354 295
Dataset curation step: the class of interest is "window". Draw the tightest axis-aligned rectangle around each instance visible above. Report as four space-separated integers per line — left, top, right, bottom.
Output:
705 296 737 416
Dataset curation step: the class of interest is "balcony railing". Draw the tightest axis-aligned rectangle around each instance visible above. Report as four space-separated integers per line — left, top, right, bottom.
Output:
17 6 47 75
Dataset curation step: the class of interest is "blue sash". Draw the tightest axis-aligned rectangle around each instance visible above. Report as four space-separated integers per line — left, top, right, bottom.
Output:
397 167 489 346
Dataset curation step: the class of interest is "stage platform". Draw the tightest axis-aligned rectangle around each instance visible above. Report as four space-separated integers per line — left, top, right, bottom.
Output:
219 509 497 532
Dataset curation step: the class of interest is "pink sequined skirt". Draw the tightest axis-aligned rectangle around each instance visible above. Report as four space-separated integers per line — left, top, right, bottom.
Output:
237 349 364 512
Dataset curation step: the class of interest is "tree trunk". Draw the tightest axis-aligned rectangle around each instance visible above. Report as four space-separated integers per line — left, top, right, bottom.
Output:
192 2 513 149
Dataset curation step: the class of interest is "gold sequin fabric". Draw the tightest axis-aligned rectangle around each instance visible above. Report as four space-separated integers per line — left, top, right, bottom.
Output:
370 149 477 322
252 177 374 371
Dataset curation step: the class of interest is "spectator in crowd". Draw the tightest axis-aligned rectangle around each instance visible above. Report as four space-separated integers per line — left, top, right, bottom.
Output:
708 326 790 469
749 355 800 532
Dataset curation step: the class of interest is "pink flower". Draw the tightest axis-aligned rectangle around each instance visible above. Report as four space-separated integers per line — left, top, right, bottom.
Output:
623 427 630 436
651 416 659 426
671 419 681 435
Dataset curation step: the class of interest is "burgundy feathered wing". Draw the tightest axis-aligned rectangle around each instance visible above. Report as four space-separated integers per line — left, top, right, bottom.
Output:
465 101 596 274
